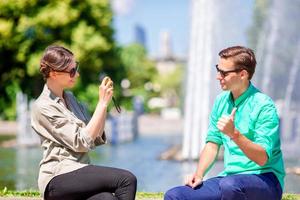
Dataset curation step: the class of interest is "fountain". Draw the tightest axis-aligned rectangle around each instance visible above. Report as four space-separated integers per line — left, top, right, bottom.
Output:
253 0 300 155
182 0 300 160
182 0 253 159
16 92 40 147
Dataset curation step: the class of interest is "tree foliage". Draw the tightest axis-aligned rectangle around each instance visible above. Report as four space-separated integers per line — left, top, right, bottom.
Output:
118 43 158 111
0 0 122 119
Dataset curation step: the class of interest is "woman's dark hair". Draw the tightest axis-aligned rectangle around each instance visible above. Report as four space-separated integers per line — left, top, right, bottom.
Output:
40 45 74 80
218 46 256 80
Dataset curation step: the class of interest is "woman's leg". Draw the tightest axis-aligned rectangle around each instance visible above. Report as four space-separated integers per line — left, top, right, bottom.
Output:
86 192 118 200
219 173 282 200
164 177 222 200
45 165 137 200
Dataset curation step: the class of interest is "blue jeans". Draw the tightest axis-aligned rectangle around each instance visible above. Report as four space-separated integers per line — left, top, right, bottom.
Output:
164 173 282 200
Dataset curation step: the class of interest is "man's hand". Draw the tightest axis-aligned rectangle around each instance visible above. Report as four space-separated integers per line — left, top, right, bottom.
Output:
217 108 237 138
184 173 203 188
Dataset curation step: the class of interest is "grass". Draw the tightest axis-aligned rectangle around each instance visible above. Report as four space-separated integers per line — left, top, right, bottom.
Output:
0 135 15 144
0 188 299 199
0 188 164 199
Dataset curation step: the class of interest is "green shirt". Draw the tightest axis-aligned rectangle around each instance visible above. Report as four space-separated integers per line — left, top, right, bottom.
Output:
206 83 285 189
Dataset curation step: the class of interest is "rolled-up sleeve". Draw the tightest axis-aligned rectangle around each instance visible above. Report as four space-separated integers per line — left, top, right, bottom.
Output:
253 103 279 160
206 100 223 146
32 104 95 152
94 132 107 146
78 101 107 146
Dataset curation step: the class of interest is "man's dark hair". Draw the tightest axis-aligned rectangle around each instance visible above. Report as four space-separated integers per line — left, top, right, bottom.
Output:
218 46 256 80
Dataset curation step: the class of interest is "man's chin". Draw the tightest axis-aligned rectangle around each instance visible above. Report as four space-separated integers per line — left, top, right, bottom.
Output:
220 85 228 91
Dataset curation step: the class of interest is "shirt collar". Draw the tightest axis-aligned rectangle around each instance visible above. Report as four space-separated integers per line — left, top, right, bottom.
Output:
229 82 257 107
42 84 63 103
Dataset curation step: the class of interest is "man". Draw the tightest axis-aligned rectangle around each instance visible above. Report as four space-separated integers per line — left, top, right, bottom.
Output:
164 46 285 200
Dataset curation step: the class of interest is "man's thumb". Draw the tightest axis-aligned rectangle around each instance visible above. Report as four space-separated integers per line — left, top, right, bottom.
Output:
230 107 237 120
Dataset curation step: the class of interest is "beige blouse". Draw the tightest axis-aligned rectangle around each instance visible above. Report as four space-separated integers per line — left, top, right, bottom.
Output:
31 85 106 197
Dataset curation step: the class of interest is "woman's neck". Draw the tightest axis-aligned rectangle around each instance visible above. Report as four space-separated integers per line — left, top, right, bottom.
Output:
46 80 64 99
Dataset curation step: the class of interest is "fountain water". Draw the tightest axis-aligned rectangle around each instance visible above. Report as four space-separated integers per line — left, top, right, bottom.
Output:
182 0 253 159
254 0 300 155
182 0 214 159
16 92 40 147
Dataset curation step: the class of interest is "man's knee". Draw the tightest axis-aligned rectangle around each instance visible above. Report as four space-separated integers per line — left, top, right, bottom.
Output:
219 176 244 198
164 188 184 200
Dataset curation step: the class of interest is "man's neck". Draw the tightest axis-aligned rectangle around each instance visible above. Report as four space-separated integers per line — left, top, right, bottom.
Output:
231 81 250 100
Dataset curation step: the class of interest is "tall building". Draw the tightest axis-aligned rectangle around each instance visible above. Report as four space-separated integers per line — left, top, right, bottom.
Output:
156 30 185 74
160 31 173 60
134 24 147 48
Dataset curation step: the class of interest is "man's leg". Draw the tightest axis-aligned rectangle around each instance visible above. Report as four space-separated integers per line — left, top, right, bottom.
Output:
219 173 282 200
164 177 222 200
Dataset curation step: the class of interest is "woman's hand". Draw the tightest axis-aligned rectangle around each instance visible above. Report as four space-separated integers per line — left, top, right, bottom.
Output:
184 173 203 188
99 76 114 107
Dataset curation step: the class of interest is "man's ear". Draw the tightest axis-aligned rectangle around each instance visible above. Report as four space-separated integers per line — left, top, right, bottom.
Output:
240 69 249 80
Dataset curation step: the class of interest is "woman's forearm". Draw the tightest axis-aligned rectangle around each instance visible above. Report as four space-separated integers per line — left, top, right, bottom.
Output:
85 102 107 140
84 77 113 140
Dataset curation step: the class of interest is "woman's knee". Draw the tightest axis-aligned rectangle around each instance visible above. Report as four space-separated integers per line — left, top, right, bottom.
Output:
127 171 137 186
119 169 137 187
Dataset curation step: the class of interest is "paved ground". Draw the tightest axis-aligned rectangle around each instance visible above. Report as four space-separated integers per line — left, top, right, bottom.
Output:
0 114 183 136
0 121 17 135
138 114 183 135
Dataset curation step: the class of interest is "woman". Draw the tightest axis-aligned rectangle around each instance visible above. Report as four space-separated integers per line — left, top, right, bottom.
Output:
31 45 137 200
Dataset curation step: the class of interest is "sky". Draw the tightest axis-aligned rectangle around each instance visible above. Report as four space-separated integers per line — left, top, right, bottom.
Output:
112 0 190 58
111 0 254 59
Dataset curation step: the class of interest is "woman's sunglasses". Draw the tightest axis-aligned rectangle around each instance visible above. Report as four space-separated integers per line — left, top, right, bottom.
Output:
53 62 79 78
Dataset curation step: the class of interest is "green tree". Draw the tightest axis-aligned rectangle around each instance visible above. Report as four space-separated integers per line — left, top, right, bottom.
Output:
118 43 158 111
153 63 184 108
0 0 121 119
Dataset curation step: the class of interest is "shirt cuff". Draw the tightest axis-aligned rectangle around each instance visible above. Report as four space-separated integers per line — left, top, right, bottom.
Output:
81 128 95 149
94 131 107 146
206 135 223 145
256 142 272 159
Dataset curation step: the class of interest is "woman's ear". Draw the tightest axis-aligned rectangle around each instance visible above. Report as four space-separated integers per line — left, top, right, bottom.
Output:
48 71 57 78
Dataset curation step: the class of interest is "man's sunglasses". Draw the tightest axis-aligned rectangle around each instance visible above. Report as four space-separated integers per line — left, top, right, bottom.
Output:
53 62 79 78
215 64 244 77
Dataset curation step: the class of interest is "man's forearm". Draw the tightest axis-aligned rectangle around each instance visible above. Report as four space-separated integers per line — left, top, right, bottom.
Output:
195 142 219 177
232 129 268 166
